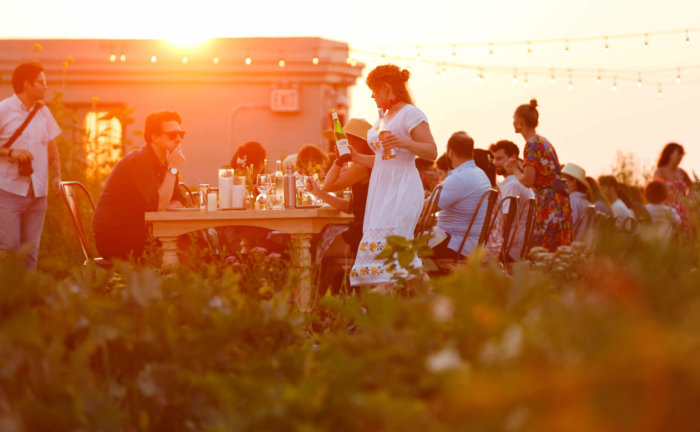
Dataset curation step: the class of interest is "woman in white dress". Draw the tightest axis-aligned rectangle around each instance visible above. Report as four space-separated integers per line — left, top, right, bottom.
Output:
349 65 437 286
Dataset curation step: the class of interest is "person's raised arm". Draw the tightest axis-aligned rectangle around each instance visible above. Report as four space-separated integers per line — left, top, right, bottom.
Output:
307 178 350 212
322 162 370 192
349 145 375 169
382 122 437 161
158 144 185 210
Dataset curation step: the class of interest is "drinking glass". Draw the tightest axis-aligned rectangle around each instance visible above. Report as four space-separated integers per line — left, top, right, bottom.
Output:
255 174 271 210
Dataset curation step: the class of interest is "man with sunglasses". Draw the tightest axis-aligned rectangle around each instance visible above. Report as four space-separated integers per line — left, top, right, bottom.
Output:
93 110 186 260
0 61 62 269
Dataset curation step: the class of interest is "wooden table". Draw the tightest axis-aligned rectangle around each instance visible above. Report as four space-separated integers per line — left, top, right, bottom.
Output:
145 207 352 310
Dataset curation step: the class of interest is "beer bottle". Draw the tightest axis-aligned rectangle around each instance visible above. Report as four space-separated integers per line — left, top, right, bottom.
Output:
331 110 352 164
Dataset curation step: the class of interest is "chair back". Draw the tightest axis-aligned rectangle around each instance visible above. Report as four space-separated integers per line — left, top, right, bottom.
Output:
179 182 196 207
455 188 498 259
415 184 442 237
573 204 596 241
60 181 98 262
498 196 520 262
519 197 537 259
477 189 500 246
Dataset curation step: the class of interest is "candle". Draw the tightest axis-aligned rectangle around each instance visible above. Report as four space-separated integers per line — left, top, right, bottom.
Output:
218 168 234 209
232 185 245 209
207 192 218 211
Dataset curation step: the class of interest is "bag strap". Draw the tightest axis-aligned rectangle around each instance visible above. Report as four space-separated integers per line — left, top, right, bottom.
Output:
2 103 42 150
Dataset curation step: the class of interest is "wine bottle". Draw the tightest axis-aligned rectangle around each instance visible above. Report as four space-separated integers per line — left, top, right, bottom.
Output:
272 160 285 210
330 110 351 164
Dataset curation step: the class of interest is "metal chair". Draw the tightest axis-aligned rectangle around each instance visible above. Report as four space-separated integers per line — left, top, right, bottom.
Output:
414 184 443 238
59 181 110 267
442 188 498 265
573 204 596 241
497 196 520 263
519 197 537 259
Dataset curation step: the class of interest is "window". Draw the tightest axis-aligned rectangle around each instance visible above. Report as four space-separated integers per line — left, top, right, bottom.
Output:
84 111 122 180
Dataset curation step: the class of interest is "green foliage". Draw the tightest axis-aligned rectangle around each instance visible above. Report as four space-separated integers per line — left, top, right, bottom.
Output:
3 224 700 430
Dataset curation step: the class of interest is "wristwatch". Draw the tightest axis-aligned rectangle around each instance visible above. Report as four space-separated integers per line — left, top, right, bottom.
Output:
169 167 179 176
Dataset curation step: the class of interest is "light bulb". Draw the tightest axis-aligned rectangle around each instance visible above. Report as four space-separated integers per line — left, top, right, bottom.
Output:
488 43 494 59
312 56 319 65
213 57 220 64
564 40 570 56
452 44 457 57
245 56 252 65
182 56 188 64
523 75 529 88
527 42 532 56
597 76 602 85
512 70 518 84
685 30 691 47
644 34 649 50
477 69 484 83
568 81 573 90
637 72 642 88
658 83 663 98
677 68 681 84
119 54 126 62
604 36 609 53
550 72 556 84
150 55 157 63
612 77 617 92
278 59 285 68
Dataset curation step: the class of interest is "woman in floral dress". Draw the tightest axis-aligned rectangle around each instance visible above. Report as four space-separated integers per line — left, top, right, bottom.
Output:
654 142 693 235
507 99 572 251
349 65 437 286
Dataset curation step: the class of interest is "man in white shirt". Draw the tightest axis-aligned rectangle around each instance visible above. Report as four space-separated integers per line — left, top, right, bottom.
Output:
0 61 62 269
488 140 535 260
598 175 635 226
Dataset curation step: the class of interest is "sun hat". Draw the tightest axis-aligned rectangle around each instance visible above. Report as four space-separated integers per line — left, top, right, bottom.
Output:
561 163 588 189
322 118 372 141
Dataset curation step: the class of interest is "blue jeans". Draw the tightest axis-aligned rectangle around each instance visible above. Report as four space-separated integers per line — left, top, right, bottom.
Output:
0 187 48 269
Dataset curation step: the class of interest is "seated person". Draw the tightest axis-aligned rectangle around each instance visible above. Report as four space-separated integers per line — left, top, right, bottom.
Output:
644 180 680 234
474 148 496 187
435 153 449 183
432 132 492 259
561 163 592 239
486 140 535 260
415 157 439 196
295 144 329 177
231 141 266 179
307 118 373 258
598 175 635 226
93 110 186 260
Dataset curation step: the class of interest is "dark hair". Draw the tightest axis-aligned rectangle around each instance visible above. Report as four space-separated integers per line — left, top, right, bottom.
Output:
563 174 589 194
12 61 44 93
645 180 668 204
474 149 496 187
446 131 474 159
366 64 414 106
436 153 449 172
296 144 329 175
144 110 182 144
231 141 266 171
415 158 435 171
585 176 613 213
490 140 520 158
515 99 539 128
657 142 685 167
597 175 618 189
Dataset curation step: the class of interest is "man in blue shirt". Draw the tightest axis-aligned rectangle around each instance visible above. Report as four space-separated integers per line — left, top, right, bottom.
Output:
432 132 492 258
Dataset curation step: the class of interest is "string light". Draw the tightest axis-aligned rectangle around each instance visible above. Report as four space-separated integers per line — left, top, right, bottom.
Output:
644 33 649 50
523 73 529 88
278 58 286 68
604 36 609 53
109 54 116 62
658 82 663 98
451 44 457 57
527 41 532 56
685 29 691 47
564 39 570 56
182 56 188 64
416 45 422 62
150 55 157 63
312 55 319 65
550 69 556 84
512 69 518 84
637 72 642 87
568 71 573 90
612 76 617 92
477 68 484 83
597 70 602 85
213 57 220 64
488 42 494 59
245 55 252 65
119 54 126 62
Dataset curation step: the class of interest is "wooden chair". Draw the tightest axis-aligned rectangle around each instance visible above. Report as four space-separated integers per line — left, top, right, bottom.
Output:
497 196 520 263
60 181 110 267
433 188 498 272
573 204 596 241
518 197 537 260
414 184 443 238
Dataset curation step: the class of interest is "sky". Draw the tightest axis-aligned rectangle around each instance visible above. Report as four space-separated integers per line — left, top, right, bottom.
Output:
1 0 699 179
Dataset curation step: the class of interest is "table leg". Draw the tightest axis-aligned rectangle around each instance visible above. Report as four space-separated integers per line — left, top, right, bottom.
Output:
161 236 179 268
290 233 313 311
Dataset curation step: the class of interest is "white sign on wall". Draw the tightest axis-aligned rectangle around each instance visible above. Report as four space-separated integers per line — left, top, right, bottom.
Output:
270 88 299 112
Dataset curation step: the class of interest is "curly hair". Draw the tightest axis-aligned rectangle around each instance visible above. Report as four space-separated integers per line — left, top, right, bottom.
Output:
365 64 414 106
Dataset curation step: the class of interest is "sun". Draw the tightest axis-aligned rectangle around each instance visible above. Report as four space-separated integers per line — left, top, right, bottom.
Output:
165 30 210 48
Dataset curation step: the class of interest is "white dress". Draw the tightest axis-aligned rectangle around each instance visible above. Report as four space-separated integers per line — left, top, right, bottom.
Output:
350 104 428 285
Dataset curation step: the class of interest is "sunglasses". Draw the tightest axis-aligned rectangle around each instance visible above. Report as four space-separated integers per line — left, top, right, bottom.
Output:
163 130 186 140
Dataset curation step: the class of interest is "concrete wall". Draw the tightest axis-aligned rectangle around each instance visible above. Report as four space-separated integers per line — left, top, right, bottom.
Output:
0 37 364 185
